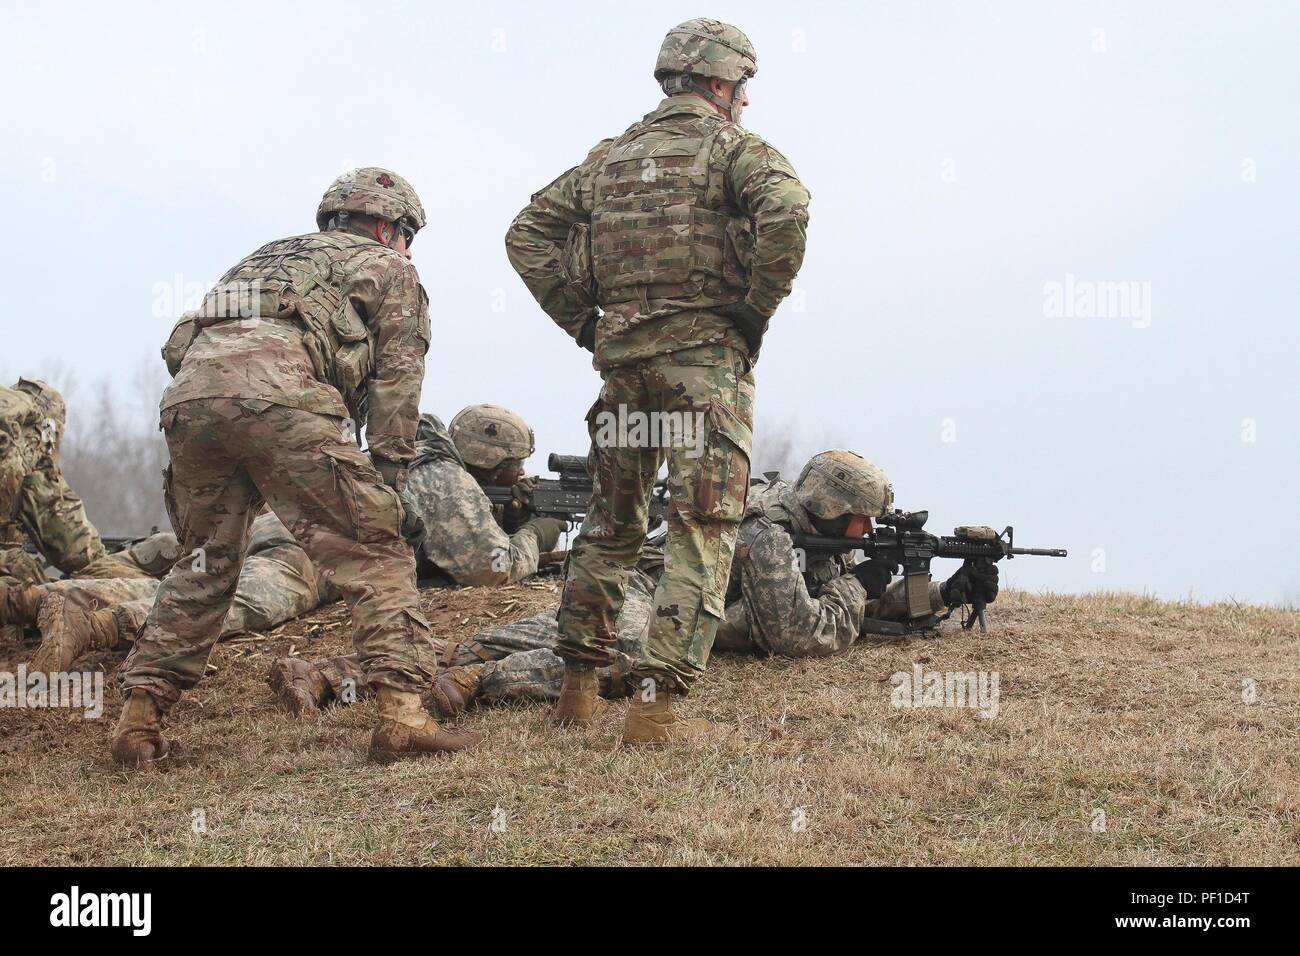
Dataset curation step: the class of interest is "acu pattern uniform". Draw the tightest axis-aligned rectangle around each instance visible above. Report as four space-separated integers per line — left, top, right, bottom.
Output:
713 478 946 657
405 411 557 587
505 19 810 707
268 406 565 712
27 512 336 676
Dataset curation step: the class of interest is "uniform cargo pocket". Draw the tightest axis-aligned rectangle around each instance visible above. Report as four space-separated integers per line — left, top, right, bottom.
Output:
686 399 752 523
161 464 187 542
323 449 401 544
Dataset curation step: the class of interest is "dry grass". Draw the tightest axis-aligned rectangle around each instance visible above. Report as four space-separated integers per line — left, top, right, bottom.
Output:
1 585 1297 866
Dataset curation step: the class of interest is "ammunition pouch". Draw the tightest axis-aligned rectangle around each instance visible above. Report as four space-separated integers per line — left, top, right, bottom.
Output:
161 314 198 377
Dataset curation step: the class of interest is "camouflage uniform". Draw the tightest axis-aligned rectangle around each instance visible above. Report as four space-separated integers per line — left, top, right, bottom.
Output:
283 408 556 703
0 380 105 587
74 531 183 581
99 512 336 639
505 20 809 695
713 479 945 657
425 495 935 707
405 414 547 586
312 545 664 709
120 191 435 710
30 512 336 667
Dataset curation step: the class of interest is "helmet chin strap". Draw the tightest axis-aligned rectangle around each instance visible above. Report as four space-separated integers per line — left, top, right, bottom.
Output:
664 73 747 122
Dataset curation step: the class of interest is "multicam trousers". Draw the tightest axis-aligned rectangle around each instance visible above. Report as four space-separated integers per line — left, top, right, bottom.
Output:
557 343 753 693
119 398 436 708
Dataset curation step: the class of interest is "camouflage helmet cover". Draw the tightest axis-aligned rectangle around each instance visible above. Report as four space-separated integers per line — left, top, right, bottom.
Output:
12 378 66 427
316 167 426 232
795 450 894 521
449 404 535 470
654 18 757 82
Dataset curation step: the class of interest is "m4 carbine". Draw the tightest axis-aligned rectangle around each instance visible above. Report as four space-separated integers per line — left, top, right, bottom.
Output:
24 532 152 560
790 509 1066 635
484 453 669 532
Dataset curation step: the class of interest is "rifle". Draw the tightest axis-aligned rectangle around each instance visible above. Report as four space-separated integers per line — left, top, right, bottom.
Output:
484 453 669 531
23 532 151 560
790 509 1066 636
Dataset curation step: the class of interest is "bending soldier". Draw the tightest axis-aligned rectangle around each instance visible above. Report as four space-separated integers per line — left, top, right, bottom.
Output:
112 167 478 766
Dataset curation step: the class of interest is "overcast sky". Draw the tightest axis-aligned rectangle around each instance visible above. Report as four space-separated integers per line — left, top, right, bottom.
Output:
2 0 1296 605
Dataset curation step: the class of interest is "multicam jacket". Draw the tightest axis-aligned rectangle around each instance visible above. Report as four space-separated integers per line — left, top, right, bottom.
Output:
161 229 430 466
506 96 810 369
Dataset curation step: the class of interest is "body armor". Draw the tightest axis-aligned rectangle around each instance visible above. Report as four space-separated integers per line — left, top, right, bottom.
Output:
588 113 755 311
163 232 379 419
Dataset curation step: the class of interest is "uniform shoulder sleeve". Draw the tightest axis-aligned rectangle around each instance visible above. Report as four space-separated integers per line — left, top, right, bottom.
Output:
504 138 616 343
725 133 811 318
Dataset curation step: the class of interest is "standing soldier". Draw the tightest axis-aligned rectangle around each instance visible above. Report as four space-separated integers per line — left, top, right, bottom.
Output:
505 19 810 743
112 167 480 766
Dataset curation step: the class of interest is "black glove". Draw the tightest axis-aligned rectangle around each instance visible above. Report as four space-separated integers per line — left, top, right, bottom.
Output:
372 456 405 489
397 487 426 549
851 557 897 600
941 559 999 608
577 315 598 352
501 474 537 533
716 301 770 355
523 516 567 552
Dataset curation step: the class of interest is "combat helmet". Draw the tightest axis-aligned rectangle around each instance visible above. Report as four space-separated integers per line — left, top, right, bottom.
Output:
794 450 894 521
449 405 535 470
12 379 66 430
654 18 757 122
316 167 426 234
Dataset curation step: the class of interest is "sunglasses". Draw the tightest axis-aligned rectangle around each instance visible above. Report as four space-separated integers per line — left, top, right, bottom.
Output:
397 220 417 247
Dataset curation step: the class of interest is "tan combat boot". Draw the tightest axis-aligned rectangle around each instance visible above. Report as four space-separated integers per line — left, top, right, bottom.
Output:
0 584 44 627
622 693 712 746
267 657 331 715
428 663 486 720
30 594 123 675
110 690 170 767
552 665 607 726
369 687 482 764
